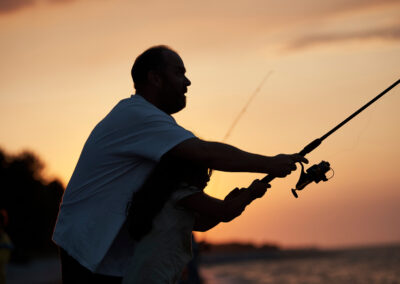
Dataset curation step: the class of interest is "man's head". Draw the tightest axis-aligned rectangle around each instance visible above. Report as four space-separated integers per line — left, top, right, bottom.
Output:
131 45 191 114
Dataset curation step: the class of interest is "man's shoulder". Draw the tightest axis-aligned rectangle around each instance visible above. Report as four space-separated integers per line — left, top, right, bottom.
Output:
94 95 178 136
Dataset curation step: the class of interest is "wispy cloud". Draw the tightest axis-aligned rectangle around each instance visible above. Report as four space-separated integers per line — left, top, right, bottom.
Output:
324 0 400 15
284 24 400 51
0 0 75 14
0 0 35 14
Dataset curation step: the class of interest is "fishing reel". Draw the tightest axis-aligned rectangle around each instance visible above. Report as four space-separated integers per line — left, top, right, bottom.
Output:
291 161 333 198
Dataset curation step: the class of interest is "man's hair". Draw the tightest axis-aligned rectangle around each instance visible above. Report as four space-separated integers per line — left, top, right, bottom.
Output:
131 45 176 90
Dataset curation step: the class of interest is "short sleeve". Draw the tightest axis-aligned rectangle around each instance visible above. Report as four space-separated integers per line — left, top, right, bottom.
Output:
120 114 195 161
97 96 196 162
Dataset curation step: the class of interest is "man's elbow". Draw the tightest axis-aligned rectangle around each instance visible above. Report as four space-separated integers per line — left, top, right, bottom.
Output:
163 138 212 165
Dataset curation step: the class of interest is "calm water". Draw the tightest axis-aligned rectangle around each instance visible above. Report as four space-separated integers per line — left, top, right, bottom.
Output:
6 245 400 283
200 245 400 284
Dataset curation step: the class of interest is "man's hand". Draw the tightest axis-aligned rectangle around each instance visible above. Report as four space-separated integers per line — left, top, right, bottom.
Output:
267 153 308 177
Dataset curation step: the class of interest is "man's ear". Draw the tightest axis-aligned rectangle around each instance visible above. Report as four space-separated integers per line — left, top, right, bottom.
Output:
147 70 162 88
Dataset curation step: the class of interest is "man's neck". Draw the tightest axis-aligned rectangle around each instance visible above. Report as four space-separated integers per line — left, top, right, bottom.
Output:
137 90 158 106
136 91 171 115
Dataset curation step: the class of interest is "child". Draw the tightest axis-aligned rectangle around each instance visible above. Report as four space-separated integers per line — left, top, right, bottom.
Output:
124 156 270 284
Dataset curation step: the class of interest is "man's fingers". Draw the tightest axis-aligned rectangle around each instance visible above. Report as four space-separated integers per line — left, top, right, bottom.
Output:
291 154 308 164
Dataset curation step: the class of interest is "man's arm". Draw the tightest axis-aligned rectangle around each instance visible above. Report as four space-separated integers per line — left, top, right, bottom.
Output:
165 137 307 177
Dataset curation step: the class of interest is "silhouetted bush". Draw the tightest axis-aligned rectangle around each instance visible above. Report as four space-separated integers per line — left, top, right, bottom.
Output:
0 147 64 261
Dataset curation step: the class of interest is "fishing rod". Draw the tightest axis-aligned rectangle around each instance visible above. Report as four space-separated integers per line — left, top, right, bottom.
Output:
260 79 400 198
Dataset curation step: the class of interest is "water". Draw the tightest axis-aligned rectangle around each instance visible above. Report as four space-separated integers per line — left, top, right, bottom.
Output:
200 245 400 284
6 245 399 283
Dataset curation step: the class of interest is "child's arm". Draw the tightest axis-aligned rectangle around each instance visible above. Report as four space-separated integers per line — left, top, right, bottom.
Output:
192 214 220 232
191 188 246 232
178 180 270 231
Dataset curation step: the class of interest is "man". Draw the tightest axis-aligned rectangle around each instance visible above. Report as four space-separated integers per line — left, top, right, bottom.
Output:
53 45 307 283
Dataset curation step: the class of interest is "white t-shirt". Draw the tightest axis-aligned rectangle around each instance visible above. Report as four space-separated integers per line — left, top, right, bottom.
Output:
52 94 195 276
122 184 201 284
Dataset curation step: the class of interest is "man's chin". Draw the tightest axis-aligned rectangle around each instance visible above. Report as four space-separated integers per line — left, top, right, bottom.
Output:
167 102 186 115
176 102 186 113
178 96 186 109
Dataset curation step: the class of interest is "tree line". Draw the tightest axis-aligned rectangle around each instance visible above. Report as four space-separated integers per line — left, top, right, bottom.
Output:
0 147 64 261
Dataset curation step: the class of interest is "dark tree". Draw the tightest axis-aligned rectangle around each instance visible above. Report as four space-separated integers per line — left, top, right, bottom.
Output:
0 148 64 261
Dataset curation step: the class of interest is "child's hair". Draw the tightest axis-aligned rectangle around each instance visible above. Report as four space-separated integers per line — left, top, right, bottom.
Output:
126 156 211 241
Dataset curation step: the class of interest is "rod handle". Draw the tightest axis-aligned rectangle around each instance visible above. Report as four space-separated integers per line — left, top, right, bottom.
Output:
261 173 275 183
299 138 322 156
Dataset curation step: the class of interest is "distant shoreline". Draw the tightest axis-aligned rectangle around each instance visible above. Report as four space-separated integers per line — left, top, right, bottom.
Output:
198 241 400 265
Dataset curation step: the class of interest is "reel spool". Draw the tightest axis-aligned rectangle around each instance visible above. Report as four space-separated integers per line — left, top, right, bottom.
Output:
291 161 333 198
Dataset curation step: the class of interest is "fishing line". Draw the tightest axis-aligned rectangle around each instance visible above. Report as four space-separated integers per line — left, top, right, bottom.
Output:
260 79 400 198
326 104 375 160
222 71 274 142
209 70 274 196
327 82 399 161
199 70 274 244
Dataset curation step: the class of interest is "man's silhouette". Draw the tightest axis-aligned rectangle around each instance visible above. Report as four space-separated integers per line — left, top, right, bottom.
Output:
53 45 307 283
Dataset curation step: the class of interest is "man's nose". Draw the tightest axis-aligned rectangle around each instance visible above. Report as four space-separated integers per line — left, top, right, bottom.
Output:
185 76 191 86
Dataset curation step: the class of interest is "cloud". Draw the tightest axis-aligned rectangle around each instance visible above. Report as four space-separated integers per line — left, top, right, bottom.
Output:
0 0 36 14
324 0 400 15
0 0 76 14
284 25 400 51
48 0 76 3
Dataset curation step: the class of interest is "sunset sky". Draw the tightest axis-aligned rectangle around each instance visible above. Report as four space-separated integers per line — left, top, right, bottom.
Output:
1 0 399 248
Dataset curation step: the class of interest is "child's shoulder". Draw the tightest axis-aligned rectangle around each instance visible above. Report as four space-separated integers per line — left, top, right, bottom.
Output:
170 183 202 204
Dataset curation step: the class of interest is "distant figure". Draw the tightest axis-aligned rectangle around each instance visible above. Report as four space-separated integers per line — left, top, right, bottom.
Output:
0 209 13 284
123 156 269 283
53 45 306 283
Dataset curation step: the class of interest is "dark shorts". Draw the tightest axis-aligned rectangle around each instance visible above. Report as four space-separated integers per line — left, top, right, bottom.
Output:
59 247 122 284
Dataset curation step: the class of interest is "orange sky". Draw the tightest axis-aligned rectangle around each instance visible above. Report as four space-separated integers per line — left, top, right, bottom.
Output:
1 0 399 248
